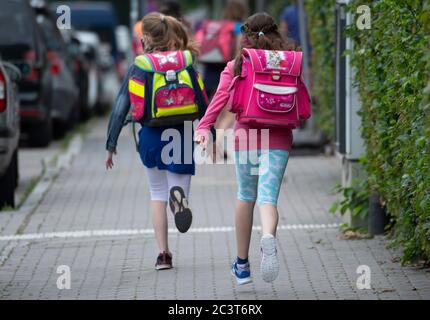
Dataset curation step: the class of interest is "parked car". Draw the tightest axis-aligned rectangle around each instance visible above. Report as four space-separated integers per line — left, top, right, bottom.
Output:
0 60 21 208
31 1 79 135
51 1 122 112
54 1 120 62
67 30 101 120
115 25 132 79
0 0 54 147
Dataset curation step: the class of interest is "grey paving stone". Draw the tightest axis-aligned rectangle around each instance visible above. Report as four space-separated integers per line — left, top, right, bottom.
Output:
0 117 429 300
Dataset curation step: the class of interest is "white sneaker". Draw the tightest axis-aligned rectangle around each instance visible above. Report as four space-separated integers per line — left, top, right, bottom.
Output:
260 234 279 283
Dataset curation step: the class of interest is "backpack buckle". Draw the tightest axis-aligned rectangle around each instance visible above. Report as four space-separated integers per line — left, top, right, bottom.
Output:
166 70 177 82
272 71 281 81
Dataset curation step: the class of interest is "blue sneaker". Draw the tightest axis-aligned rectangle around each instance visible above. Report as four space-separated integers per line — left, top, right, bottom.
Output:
231 260 252 285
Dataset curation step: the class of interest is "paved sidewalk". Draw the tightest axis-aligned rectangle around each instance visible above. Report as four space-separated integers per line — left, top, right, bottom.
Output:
15 140 61 206
0 118 429 300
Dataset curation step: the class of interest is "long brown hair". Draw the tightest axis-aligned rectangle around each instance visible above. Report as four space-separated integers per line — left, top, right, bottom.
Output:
141 12 198 56
233 12 295 76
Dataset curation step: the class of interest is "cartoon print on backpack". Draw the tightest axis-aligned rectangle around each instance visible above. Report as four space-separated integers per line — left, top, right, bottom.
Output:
152 52 179 67
265 50 283 70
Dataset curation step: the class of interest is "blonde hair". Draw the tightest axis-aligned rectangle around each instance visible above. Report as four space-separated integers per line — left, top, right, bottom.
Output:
141 12 198 56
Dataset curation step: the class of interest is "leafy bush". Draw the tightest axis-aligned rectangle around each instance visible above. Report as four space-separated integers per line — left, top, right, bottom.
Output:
267 0 293 21
270 0 429 263
304 0 336 140
268 0 336 140
346 0 430 263
330 179 369 220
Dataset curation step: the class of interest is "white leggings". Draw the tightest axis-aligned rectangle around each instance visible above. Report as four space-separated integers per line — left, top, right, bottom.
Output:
145 167 191 201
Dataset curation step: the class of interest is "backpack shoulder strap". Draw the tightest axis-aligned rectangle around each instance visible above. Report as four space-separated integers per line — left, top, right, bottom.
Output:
242 48 262 72
185 65 207 118
134 54 154 72
289 51 302 77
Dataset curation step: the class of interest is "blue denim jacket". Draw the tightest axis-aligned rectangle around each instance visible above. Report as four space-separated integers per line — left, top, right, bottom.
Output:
106 65 136 152
106 63 212 152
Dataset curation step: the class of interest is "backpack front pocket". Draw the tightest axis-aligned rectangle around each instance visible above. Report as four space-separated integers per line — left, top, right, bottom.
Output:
154 84 198 117
254 84 297 113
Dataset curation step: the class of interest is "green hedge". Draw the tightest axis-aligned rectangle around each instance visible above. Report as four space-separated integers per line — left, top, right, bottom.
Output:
346 0 430 263
270 0 430 263
304 0 336 140
268 0 336 140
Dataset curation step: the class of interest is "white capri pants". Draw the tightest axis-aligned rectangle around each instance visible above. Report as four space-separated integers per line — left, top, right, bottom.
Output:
145 167 191 201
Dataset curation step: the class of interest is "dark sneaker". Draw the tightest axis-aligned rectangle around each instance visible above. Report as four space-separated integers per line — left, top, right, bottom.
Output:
169 186 192 233
155 251 173 270
231 260 252 285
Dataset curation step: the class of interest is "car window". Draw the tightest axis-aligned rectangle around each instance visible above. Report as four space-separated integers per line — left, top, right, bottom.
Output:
0 0 34 46
36 15 64 52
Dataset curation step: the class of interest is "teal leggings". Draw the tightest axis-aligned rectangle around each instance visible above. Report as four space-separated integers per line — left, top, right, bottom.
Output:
235 149 289 206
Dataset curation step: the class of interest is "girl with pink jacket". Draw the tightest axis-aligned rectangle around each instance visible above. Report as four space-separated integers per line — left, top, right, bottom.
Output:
195 13 297 284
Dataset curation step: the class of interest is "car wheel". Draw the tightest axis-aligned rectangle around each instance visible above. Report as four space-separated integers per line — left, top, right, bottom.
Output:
0 157 16 209
28 117 53 147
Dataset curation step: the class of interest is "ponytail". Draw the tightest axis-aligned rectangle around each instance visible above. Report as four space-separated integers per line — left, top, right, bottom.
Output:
141 12 199 57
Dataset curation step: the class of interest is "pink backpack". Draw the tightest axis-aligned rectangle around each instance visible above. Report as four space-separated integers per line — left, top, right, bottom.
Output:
229 49 311 129
195 20 237 63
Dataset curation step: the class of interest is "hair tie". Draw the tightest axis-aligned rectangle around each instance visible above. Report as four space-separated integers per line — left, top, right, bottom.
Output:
258 31 264 37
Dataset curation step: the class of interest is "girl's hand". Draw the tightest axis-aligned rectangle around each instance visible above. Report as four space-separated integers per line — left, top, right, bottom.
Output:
194 130 209 150
106 151 116 170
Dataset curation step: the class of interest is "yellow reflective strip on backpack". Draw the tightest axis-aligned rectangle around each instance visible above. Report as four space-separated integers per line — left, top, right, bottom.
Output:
152 73 166 117
129 79 145 97
197 73 205 91
134 55 153 71
177 69 193 87
156 104 198 118
183 50 193 67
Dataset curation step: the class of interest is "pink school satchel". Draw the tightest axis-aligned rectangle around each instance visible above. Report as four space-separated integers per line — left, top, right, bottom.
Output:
229 49 311 128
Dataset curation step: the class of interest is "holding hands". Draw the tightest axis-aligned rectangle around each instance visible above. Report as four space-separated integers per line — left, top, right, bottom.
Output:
194 129 210 150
